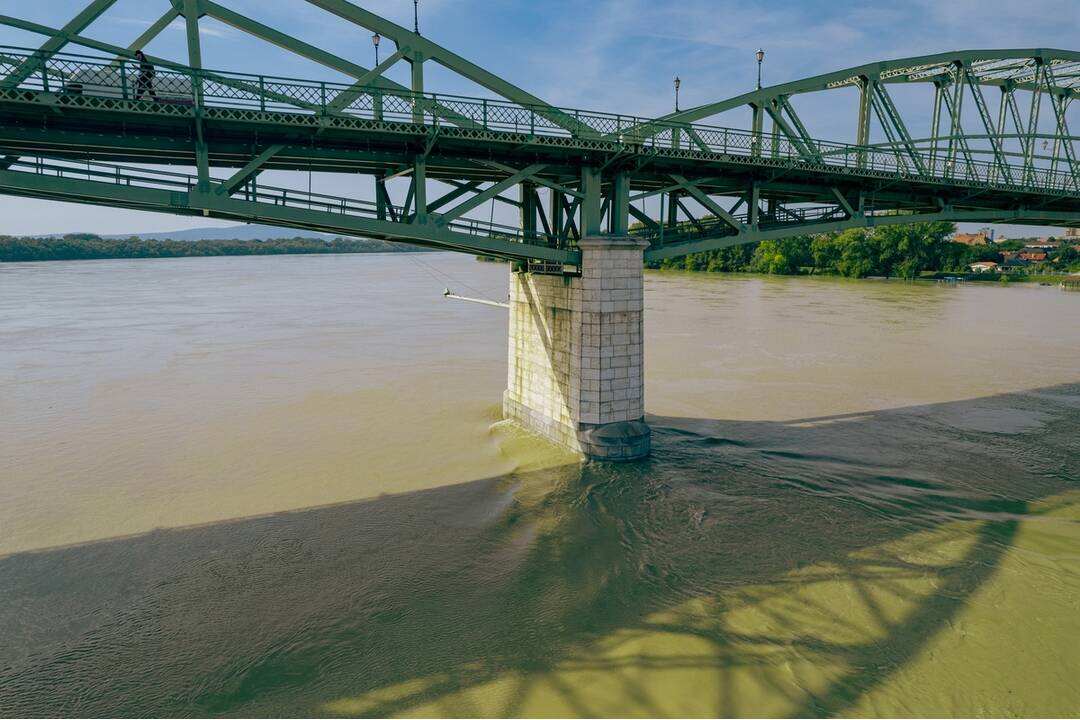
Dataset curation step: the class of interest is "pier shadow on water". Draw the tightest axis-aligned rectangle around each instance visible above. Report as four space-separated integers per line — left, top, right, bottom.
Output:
1 384 1078 717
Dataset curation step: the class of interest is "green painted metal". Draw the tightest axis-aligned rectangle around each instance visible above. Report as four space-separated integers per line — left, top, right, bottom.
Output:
872 82 925 174
609 173 629 235
302 0 593 136
830 188 856 217
580 167 602 237
1023 62 1045 185
0 0 117 88
0 157 577 263
670 175 745 232
1 44 1074 197
437 165 547 224
658 49 1080 126
0 2 1078 265
103 7 180 69
217 144 283 196
929 81 944 168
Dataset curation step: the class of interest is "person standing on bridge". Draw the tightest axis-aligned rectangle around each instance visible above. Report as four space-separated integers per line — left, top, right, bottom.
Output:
133 50 158 102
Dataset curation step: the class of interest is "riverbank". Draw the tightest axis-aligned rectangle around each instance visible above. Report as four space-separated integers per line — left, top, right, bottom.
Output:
924 270 1076 283
643 223 1080 278
0 235 427 262
647 266 1079 286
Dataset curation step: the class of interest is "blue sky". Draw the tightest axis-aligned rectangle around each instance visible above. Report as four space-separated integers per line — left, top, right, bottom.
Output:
1 0 1078 236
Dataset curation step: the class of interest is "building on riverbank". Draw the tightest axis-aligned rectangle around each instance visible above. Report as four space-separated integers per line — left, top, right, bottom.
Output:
953 230 991 245
1000 258 1031 273
1020 250 1049 262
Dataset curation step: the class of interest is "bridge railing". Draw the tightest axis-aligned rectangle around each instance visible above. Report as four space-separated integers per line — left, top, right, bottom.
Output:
1 46 1078 198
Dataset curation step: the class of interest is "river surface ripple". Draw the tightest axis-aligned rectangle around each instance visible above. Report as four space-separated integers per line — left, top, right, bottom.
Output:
1 254 1078 717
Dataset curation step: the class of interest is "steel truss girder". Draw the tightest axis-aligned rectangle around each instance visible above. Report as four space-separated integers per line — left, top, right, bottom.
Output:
435 163 546 224
961 66 1013 184
869 80 926 174
216 143 282 195
660 48 1080 127
0 0 118 88
196 0 479 127
2 55 1077 199
301 0 593 137
0 16 328 114
668 174 746 231
0 165 578 263
1042 64 1078 189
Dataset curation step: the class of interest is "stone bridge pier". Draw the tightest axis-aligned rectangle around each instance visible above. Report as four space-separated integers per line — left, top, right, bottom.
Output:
503 237 651 461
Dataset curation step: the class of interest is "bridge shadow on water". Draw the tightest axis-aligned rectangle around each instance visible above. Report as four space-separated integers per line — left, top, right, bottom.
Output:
1 384 1078 717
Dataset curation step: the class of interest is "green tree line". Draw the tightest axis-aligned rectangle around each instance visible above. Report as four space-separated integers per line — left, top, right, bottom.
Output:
646 222 1080 277
0 234 427 262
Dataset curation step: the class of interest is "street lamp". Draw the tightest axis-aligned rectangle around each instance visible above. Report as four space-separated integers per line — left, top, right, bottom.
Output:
674 76 681 112
372 32 380 65
414 0 420 35
756 48 765 89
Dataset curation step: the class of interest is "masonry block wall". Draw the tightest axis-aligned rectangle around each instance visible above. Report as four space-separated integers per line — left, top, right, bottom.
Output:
503 237 651 460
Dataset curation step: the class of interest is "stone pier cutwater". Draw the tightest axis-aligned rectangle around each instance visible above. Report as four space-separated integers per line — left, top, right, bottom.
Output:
503 236 651 461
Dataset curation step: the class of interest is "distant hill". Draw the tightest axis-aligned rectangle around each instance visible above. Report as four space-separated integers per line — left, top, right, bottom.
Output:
109 224 338 241
1 233 434 263
30 224 435 252
34 223 396 243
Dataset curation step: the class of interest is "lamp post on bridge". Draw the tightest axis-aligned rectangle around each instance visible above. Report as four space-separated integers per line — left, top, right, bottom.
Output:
674 76 681 112
414 0 420 35
756 48 765 89
372 31 380 65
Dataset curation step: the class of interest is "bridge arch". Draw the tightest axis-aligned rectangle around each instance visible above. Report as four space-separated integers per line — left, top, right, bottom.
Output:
658 49 1080 203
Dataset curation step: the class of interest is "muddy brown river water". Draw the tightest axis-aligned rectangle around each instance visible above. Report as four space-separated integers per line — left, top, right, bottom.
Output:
1 253 1078 716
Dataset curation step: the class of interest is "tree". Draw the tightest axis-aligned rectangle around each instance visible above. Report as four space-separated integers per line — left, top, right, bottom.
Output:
873 221 955 278
835 229 876 278
811 233 843 273
705 244 754 272
748 236 811 274
749 239 788 274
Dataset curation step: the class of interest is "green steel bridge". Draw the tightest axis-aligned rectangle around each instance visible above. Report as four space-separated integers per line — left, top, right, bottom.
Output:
2 1 1079 267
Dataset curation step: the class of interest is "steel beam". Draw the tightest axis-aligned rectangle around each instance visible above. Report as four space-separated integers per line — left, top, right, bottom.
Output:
580 167 602 237
412 155 427 223
1023 62 1045 184
669 174 745 231
609 172 629 235
830 187 856 216
302 0 595 137
0 0 118 88
0 166 578 263
216 144 284 195
961 66 1012 184
111 8 181 66
436 163 546 224
871 82 925 174
326 48 407 112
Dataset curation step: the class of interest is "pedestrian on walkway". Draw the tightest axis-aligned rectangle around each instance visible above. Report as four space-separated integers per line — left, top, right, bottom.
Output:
134 50 157 101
